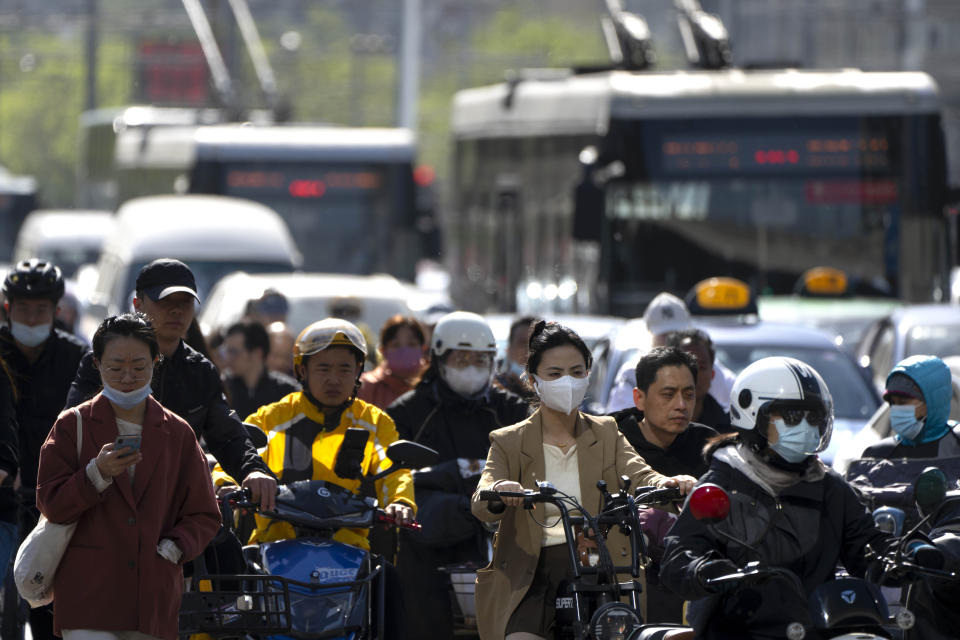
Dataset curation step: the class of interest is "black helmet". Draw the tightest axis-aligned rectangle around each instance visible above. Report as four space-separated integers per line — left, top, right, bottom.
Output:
2 259 65 302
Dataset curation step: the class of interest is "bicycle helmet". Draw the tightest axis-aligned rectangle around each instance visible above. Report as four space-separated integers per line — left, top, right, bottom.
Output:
430 311 496 359
729 356 834 456
2 259 64 302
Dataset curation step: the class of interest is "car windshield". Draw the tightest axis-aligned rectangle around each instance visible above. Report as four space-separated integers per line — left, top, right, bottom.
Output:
714 344 878 420
905 323 960 358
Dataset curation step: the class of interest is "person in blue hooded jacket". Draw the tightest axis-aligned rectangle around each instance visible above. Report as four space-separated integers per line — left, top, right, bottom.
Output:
862 355 960 459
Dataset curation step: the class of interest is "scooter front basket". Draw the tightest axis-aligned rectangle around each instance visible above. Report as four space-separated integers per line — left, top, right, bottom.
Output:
180 574 293 637
180 570 375 639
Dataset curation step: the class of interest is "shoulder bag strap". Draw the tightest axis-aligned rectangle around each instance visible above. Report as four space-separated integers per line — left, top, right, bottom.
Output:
72 407 83 461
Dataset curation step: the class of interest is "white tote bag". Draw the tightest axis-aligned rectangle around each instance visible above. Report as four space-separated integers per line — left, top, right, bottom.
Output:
14 407 83 608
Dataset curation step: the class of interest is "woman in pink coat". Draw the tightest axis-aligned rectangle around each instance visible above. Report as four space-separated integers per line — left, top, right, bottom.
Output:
37 312 221 640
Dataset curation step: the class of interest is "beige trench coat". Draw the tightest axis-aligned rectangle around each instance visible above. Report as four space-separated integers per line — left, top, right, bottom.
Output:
470 410 670 640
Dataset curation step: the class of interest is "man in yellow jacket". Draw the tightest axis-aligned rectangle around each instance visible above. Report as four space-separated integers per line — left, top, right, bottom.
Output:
213 318 416 550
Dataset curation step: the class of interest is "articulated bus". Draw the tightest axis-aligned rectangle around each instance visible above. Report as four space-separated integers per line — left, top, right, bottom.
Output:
449 68 950 316
78 107 438 280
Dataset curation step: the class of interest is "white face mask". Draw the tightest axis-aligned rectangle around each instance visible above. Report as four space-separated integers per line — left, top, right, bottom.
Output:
101 380 153 410
534 374 589 415
441 364 491 397
10 321 52 347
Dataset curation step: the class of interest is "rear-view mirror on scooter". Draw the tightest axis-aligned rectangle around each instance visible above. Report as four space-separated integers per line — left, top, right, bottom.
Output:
688 483 731 524
372 440 440 480
914 466 948 516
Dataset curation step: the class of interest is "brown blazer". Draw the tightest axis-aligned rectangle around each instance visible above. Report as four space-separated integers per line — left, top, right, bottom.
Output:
470 410 669 640
36 394 221 640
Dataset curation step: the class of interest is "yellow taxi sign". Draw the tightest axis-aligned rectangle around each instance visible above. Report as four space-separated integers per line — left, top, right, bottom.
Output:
692 277 752 311
800 267 848 296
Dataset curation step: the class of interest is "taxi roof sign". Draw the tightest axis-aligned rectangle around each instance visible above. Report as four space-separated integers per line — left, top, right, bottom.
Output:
797 267 849 297
686 277 757 315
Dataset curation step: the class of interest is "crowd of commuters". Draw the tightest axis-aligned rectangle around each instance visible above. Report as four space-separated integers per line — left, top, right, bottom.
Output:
0 254 955 640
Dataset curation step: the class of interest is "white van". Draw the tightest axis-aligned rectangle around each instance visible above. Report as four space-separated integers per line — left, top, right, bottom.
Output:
79 195 301 339
199 271 412 347
12 209 115 278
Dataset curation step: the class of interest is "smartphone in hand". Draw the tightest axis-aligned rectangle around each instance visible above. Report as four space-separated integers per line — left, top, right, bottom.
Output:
114 434 142 456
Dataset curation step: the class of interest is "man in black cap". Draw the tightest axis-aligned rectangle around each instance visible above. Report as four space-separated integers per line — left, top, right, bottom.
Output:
66 259 277 510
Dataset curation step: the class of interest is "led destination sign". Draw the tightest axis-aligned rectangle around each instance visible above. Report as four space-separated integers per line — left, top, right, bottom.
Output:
658 133 892 175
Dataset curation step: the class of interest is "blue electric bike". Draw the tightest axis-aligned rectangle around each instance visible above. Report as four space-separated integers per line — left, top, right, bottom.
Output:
179 430 437 639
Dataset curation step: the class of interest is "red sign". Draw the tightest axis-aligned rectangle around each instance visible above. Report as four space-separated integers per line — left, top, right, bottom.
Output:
805 180 899 205
137 41 209 106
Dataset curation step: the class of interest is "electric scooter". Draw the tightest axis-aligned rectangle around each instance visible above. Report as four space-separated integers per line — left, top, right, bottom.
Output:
178 430 438 640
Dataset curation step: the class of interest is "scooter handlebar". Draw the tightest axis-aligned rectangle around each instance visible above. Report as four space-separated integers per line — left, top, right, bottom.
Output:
634 485 683 505
376 512 423 531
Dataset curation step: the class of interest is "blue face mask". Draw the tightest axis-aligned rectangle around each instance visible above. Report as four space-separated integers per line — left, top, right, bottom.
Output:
10 321 52 348
889 404 925 442
770 418 822 463
101 380 153 410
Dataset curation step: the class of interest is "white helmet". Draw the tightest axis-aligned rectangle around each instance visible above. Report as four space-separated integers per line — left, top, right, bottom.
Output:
431 311 496 358
294 318 367 367
729 356 834 454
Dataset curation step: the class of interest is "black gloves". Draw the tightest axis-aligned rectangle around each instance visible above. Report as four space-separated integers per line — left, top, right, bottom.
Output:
696 558 740 593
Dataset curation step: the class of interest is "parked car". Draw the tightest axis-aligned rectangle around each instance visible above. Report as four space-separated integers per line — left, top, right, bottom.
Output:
855 303 960 392
585 318 880 466
79 195 301 340
199 271 413 351
12 209 115 278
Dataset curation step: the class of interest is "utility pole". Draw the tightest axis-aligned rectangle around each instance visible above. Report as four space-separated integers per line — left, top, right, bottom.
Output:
85 0 98 110
396 0 421 129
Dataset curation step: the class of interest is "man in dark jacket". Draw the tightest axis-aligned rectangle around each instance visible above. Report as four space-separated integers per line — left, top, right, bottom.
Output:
65 259 276 509
612 346 717 479
610 346 717 623
387 311 529 640
862 355 960 459
0 259 88 640
220 319 299 420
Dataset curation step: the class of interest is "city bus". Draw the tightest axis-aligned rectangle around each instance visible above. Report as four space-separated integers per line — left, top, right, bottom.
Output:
448 68 950 316
78 109 438 279
76 105 230 211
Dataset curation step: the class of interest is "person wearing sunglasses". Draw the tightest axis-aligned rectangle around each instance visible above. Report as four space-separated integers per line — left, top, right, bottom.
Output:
659 356 888 640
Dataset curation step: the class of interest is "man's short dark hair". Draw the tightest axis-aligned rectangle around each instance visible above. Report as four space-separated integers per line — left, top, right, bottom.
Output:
635 346 698 393
225 320 271 357
667 328 716 366
509 316 540 345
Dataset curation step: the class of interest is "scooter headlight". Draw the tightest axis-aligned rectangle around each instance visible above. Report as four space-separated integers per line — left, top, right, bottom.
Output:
589 603 640 640
288 589 357 634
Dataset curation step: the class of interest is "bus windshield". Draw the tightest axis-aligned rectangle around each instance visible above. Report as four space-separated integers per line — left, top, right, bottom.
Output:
190 160 417 276
602 114 946 313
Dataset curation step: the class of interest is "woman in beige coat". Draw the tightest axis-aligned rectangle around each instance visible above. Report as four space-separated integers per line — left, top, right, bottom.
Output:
471 321 697 640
